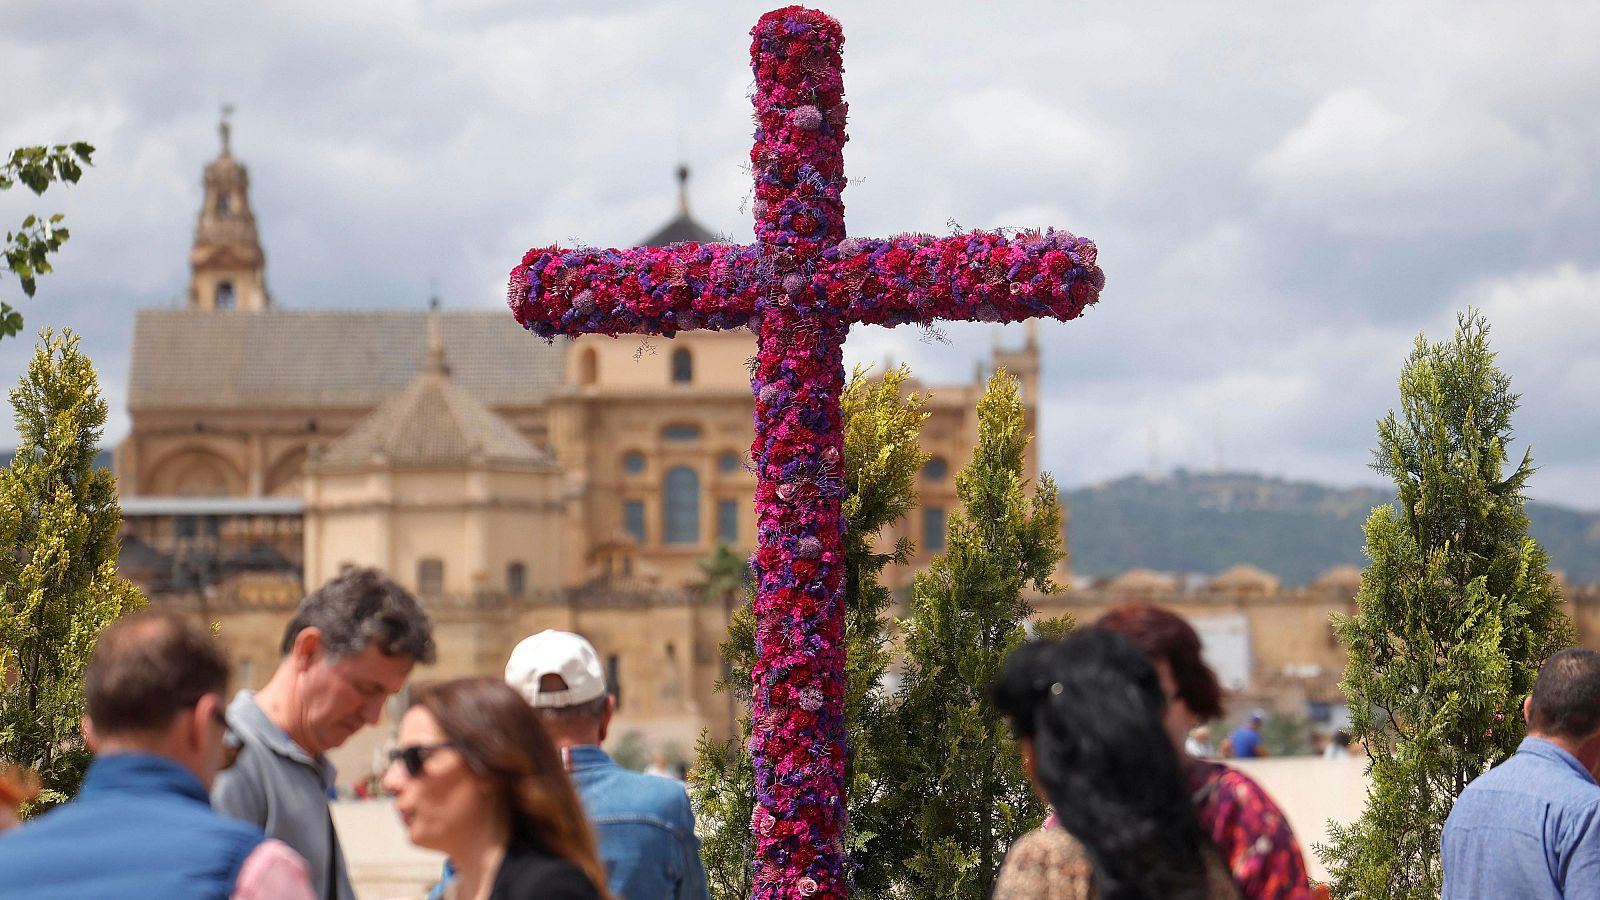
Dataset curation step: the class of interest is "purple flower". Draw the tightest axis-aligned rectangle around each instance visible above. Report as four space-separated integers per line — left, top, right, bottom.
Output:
791 105 823 131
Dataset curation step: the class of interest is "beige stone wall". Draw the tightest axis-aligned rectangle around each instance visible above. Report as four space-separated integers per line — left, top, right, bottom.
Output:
1033 577 1359 715
120 321 1043 769
303 465 563 597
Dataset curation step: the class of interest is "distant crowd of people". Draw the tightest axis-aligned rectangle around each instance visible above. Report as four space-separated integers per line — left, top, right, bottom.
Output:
0 567 1597 898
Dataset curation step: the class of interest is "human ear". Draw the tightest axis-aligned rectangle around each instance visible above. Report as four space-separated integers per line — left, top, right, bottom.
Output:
292 628 324 671
597 694 616 744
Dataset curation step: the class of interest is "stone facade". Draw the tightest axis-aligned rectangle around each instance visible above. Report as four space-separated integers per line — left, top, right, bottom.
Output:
118 125 1600 781
114 129 1028 776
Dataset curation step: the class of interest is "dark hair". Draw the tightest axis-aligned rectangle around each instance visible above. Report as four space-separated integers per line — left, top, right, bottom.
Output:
85 610 229 735
993 629 1209 900
413 679 609 897
1097 603 1224 721
1528 649 1600 740
281 568 436 663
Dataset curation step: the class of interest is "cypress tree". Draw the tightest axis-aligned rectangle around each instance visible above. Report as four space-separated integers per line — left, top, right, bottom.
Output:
0 329 144 809
691 365 928 898
1320 311 1574 897
882 370 1067 899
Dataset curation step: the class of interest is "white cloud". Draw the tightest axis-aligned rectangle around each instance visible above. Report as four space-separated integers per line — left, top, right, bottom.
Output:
1254 88 1562 235
1 0 1597 514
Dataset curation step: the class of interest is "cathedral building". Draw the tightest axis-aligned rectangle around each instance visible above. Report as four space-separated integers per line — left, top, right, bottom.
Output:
114 121 1600 774
115 123 1035 776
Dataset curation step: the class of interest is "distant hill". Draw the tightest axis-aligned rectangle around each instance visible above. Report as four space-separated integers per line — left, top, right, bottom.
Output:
0 448 115 471
1065 470 1600 586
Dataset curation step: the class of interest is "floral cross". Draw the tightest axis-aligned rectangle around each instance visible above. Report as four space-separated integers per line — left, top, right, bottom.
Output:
508 7 1104 897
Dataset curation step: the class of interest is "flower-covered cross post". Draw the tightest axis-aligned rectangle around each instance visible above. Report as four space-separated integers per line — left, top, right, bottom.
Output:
508 7 1104 897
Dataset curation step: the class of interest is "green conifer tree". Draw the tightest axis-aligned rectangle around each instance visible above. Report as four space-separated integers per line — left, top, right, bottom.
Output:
882 370 1067 899
1319 311 1573 898
0 329 143 809
690 365 928 899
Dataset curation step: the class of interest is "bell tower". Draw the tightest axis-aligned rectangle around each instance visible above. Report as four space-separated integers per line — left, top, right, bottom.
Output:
189 108 269 311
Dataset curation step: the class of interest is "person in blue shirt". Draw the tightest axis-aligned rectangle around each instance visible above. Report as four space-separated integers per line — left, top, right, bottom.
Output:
1227 710 1267 759
430 630 710 900
0 610 315 899
1443 648 1600 899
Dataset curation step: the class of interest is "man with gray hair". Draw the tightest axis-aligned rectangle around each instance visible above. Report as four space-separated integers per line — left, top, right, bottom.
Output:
214 568 435 900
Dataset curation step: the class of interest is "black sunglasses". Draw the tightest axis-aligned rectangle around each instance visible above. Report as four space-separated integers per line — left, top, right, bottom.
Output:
388 743 455 777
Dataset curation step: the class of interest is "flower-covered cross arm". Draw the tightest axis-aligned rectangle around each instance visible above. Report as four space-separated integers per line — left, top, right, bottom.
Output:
508 242 766 339
815 230 1103 328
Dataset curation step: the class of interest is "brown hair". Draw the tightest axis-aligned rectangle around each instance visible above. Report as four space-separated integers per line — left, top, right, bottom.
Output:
413 678 609 897
1529 649 1600 740
1096 603 1225 721
85 610 229 735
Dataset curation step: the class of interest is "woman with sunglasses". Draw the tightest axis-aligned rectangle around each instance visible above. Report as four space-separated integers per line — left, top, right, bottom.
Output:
382 678 609 900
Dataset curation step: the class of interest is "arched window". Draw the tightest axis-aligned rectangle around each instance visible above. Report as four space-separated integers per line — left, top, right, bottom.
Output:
671 348 693 383
623 500 646 543
216 192 232 215
923 507 948 552
417 558 444 597
577 346 598 385
717 499 739 545
215 281 235 309
507 561 527 597
662 466 700 545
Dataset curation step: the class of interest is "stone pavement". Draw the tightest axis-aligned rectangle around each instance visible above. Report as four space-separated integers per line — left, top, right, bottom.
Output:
334 758 1368 897
333 798 443 899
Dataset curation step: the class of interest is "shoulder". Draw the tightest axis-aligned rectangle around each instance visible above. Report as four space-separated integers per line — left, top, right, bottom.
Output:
586 768 696 828
493 848 601 900
1191 763 1312 899
211 750 269 818
994 827 1093 900
235 839 315 900
1010 826 1090 866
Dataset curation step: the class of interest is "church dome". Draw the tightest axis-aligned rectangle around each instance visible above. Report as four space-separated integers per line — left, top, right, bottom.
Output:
1107 568 1180 594
1313 565 1363 594
1206 563 1281 595
637 165 719 247
315 317 552 469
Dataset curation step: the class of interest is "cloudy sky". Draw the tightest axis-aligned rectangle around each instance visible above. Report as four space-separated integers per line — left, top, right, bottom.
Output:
3 0 1597 508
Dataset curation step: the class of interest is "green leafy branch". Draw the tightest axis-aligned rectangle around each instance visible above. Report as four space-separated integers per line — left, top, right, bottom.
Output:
2 143 95 340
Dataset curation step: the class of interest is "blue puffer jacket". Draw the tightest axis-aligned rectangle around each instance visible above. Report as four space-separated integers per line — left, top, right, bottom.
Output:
0 753 265 899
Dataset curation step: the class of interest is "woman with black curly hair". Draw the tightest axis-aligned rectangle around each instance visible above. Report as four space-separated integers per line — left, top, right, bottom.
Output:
991 628 1240 900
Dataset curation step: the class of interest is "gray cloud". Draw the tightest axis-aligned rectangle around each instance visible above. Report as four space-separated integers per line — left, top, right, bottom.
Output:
2 0 1596 509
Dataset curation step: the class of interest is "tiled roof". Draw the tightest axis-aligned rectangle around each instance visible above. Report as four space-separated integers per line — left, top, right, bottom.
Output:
315 363 553 469
128 309 565 411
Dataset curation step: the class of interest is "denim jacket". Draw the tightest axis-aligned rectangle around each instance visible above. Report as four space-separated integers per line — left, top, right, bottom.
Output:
429 745 709 900
568 745 709 900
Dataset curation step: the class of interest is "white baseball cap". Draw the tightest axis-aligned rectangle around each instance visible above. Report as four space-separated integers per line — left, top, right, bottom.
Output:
505 630 608 708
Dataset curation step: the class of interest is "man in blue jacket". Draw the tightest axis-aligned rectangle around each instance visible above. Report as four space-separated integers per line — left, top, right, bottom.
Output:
429 630 710 900
0 610 314 899
504 630 710 900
